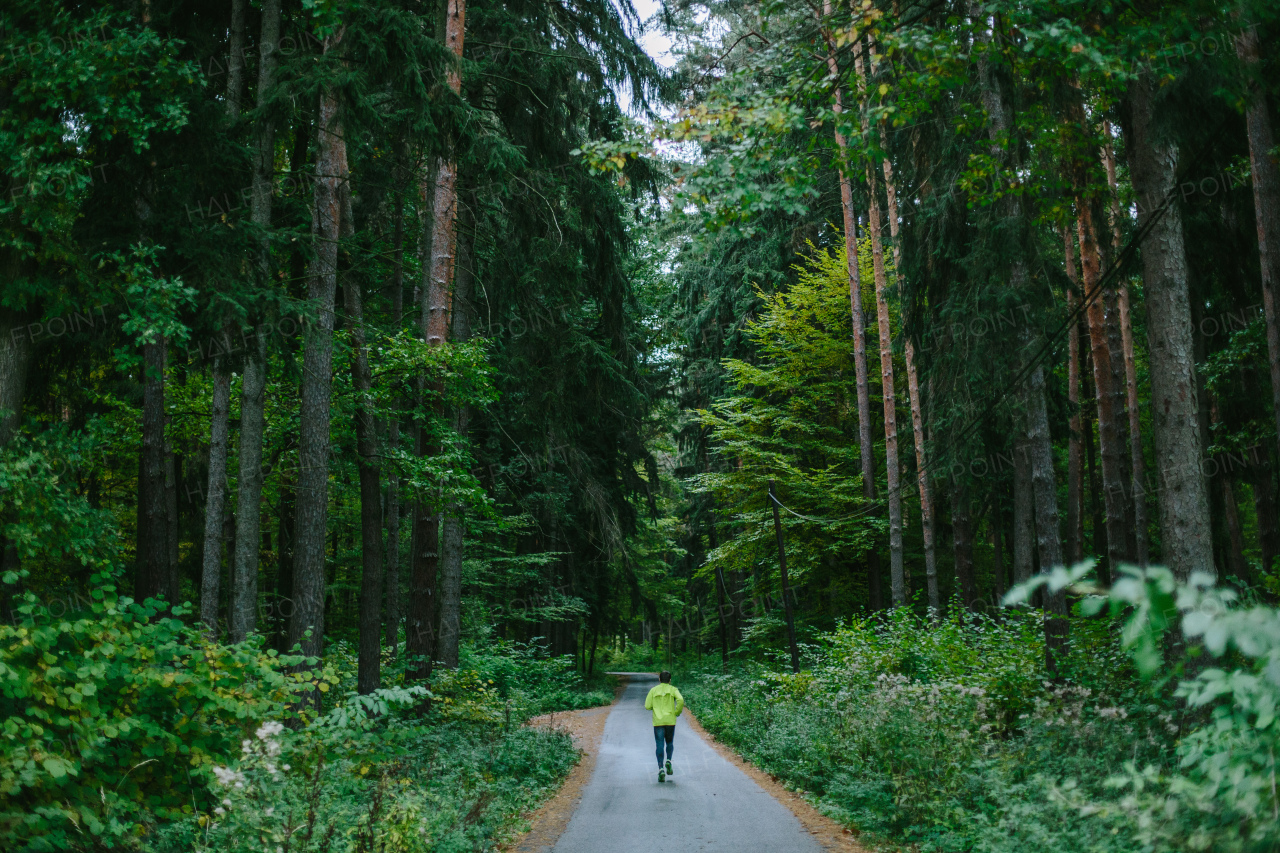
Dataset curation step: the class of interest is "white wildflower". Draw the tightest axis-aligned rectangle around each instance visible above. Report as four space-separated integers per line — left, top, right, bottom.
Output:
214 807 226 816
212 766 244 787
256 721 285 741
265 807 275 817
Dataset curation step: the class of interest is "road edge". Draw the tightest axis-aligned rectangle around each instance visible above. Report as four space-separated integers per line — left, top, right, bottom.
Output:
498 675 628 852
682 708 875 853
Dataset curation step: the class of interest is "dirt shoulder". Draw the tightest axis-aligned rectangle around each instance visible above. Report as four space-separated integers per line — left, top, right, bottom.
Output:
499 679 625 853
683 709 874 853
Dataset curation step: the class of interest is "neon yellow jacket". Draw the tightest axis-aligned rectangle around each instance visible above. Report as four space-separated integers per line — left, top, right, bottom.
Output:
644 683 685 726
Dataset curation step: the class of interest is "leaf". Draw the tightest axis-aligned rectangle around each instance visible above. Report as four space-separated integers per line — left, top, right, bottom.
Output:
41 756 69 779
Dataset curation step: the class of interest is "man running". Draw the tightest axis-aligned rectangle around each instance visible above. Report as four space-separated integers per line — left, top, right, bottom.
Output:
644 671 684 782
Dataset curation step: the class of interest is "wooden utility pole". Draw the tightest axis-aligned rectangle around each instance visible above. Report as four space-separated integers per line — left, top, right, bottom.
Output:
768 481 801 674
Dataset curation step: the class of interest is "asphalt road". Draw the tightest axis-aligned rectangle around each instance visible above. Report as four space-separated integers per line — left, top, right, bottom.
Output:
550 673 823 853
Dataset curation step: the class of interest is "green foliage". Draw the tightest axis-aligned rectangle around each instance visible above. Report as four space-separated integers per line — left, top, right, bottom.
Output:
0 425 119 575
691 241 887 606
1013 564 1280 851
152 714 577 853
452 640 614 720
681 605 1174 853
0 575 311 852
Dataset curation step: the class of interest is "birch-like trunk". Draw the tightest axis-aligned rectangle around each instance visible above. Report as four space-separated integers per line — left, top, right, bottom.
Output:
1125 71 1214 580
818 4 878 606
288 41 347 665
853 40 904 605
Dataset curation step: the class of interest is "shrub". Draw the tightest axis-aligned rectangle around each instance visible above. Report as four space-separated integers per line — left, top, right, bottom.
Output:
151 689 578 853
0 573 312 852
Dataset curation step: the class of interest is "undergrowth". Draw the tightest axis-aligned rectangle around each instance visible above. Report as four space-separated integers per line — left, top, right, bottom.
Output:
680 568 1280 853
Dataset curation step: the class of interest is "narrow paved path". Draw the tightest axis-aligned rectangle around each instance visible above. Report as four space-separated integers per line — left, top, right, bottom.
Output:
549 673 823 853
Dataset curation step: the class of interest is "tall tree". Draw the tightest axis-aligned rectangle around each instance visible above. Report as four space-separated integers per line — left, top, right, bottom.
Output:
343 184 386 695
424 0 468 670
1124 70 1214 580
855 39 905 606
1075 204 1129 578
289 33 348 666
1063 226 1084 566
229 0 283 641
1235 23 1280 466
1101 124 1148 566
818 0 879 608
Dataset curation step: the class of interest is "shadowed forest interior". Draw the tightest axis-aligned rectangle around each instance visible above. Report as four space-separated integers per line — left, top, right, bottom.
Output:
4 0 1280 851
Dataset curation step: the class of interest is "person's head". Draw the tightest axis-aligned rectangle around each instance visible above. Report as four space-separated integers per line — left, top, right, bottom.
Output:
659 671 672 683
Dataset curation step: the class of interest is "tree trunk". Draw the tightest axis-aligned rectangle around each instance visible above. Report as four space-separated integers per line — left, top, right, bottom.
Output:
228 0 283 641
1250 459 1279 579
990 503 1005 604
951 480 976 609
200 356 231 631
405 0 467 680
878 109 938 611
1012 435 1034 585
1124 71 1215 581
136 338 170 604
1062 228 1084 566
274 469 294 651
1101 126 1149 566
905 339 938 611
288 52 347 666
205 0 246 632
1026 360 1069 675
0 308 33 447
818 6 878 606
854 39 904 607
384 155 407 657
970 4 1067 665
339 184 386 694
1076 206 1130 576
1236 24 1280 468
708 509 729 668
164 423 180 604
1084 363 1104 563
229 338 265 641
437 198 475 669
225 0 247 119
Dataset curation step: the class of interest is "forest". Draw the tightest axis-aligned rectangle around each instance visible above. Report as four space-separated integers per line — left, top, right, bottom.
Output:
3 0 1280 850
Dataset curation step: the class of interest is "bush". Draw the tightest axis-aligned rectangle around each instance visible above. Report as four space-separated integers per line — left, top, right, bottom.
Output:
454 640 613 719
0 573 312 852
149 686 579 853
682 602 1174 852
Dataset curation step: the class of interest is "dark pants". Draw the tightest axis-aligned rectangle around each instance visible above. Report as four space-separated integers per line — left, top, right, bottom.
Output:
654 725 675 767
